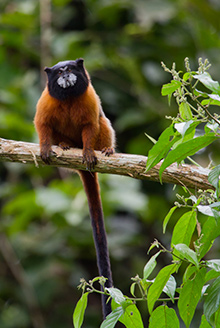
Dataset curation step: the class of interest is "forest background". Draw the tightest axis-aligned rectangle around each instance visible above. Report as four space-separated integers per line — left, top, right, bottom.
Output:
1 0 220 327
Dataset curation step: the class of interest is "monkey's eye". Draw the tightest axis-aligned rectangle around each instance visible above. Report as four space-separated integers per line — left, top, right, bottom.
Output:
58 70 62 75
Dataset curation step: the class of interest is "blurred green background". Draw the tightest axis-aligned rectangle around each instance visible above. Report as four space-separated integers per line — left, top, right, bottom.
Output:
0 0 220 327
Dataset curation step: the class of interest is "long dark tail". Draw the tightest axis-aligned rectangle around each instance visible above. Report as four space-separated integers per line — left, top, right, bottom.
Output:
79 170 113 318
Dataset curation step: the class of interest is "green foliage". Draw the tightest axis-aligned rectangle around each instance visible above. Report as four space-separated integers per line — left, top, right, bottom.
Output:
178 267 206 327
74 205 220 327
2 0 220 327
171 211 196 247
73 292 89 328
147 263 178 314
149 305 180 328
203 277 220 326
147 58 220 179
73 60 220 327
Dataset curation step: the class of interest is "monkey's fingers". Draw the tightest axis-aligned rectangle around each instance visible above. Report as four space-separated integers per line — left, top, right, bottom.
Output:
59 142 71 150
40 149 56 164
82 148 97 171
101 147 114 157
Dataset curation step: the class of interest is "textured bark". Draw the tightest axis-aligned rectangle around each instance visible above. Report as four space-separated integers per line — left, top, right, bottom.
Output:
0 137 212 190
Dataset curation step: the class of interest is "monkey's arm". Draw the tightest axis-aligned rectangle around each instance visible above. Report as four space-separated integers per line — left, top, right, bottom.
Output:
82 123 99 170
35 122 54 164
34 91 55 163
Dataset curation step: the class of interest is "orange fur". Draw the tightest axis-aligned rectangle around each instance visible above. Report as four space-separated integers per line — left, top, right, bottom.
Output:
34 70 115 318
34 82 115 158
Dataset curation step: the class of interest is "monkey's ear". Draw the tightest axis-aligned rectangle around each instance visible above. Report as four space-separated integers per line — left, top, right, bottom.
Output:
76 58 84 68
44 67 52 74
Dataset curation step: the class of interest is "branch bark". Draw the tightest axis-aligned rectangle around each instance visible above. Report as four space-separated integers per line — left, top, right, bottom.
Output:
0 137 212 190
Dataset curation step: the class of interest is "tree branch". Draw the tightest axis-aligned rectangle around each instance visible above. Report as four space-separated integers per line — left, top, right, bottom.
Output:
0 137 212 190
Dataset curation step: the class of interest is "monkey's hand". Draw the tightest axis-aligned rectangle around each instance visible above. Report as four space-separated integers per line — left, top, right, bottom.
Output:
40 146 55 164
59 142 71 150
82 148 97 171
101 147 114 157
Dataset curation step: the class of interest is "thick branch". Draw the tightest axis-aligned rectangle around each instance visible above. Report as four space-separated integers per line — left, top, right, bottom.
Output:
0 137 212 190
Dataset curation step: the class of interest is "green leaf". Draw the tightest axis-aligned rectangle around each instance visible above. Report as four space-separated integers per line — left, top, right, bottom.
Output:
146 124 180 172
171 211 196 248
112 301 144 328
105 288 126 306
163 206 177 233
204 276 220 326
168 92 172 106
178 267 206 328
206 121 219 133
212 209 220 222
143 251 162 280
145 133 157 144
205 269 220 283
73 292 89 328
147 264 178 314
173 244 199 268
194 88 209 98
173 121 201 150
159 134 218 180
194 72 220 94
149 305 180 328
140 278 154 293
119 304 144 328
202 98 220 107
210 201 220 208
199 314 212 328
206 260 220 272
161 80 182 96
174 120 195 138
130 283 136 297
208 165 220 196
183 264 197 284
208 93 220 102
163 275 176 302
197 205 214 217
215 308 220 327
100 306 124 328
195 216 220 260
183 72 192 82
179 102 193 120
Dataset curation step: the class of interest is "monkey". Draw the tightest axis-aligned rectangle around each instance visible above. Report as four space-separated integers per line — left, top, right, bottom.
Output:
34 58 116 318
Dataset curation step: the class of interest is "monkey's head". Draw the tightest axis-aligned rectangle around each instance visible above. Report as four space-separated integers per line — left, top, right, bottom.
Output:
45 58 89 101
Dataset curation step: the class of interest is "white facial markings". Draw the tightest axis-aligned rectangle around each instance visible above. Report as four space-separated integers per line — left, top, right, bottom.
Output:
60 66 68 72
68 73 77 86
57 72 77 89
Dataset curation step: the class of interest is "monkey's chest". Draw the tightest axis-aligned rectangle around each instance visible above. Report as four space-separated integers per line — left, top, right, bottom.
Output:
51 109 83 147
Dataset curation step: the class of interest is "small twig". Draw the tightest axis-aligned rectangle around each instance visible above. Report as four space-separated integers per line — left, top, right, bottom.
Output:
194 98 220 125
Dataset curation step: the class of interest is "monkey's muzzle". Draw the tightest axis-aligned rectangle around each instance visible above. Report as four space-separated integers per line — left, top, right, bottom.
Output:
57 73 77 89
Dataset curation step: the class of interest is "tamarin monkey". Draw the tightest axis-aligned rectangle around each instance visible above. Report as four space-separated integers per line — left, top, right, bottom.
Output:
34 58 116 317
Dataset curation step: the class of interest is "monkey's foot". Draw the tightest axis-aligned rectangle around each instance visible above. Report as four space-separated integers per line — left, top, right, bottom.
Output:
59 142 70 150
82 148 97 171
101 147 114 156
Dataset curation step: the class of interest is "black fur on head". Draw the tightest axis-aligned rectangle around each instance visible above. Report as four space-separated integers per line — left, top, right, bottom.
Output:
45 58 89 101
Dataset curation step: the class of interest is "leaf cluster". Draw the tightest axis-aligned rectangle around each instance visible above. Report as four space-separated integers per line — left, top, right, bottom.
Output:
146 58 220 181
